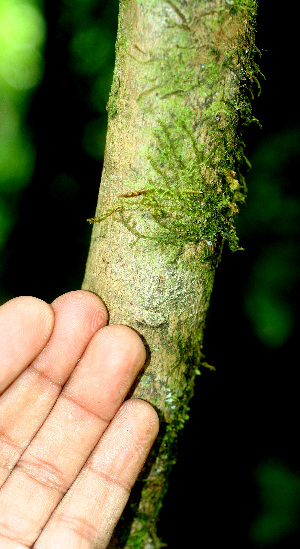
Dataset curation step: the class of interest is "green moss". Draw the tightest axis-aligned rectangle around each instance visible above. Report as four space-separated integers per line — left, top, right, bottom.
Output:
91 0 260 257
121 526 154 549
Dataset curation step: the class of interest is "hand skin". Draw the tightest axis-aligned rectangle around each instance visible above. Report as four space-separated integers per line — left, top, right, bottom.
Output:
0 290 159 548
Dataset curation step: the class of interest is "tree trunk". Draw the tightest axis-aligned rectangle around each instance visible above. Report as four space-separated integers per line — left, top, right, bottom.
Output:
82 0 259 546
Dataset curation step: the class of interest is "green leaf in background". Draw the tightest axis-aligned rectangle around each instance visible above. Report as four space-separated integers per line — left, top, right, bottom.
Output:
0 0 46 252
250 460 300 545
239 129 300 348
244 242 299 347
60 0 118 160
0 0 45 91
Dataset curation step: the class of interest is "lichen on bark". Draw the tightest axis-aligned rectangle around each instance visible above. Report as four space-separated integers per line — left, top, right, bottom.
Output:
82 1 259 547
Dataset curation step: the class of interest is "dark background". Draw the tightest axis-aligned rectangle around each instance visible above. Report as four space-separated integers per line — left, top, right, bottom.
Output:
0 1 299 547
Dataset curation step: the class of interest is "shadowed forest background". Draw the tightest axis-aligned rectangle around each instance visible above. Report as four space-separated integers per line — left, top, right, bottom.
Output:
0 0 299 547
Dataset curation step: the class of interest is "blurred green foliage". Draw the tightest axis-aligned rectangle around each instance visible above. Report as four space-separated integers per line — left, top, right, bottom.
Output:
0 0 46 256
0 0 118 286
250 460 300 545
62 0 117 160
238 130 300 348
0 0 45 90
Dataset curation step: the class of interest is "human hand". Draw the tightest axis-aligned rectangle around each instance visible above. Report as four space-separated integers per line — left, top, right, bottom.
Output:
0 290 158 548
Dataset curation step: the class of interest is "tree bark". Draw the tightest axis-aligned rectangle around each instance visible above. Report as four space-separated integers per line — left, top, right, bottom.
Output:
82 1 259 546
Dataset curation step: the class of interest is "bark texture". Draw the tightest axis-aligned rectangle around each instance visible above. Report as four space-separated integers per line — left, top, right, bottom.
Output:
82 1 258 546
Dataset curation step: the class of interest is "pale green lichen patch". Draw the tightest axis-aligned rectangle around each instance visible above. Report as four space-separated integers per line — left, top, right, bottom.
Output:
91 0 260 257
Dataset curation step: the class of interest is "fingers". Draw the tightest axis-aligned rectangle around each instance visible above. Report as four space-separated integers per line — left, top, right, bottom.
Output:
37 290 109 384
0 296 54 394
34 399 159 549
0 325 147 547
0 291 108 487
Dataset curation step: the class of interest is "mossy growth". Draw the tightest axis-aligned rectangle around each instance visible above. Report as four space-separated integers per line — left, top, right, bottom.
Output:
90 0 261 258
